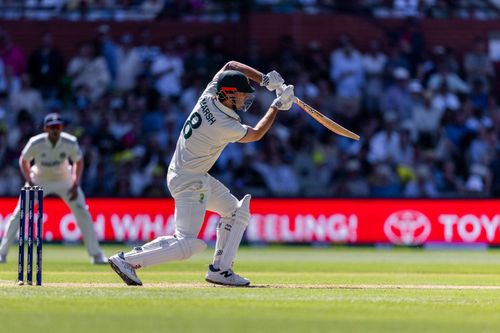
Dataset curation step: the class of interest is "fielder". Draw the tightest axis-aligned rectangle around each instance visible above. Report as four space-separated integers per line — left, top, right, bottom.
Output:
109 61 294 286
0 113 107 264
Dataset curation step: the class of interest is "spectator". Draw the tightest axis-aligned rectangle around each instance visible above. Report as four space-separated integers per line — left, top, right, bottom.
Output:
303 40 329 82
9 74 44 120
6 109 35 150
0 27 497 199
133 28 161 64
393 124 416 166
370 163 402 197
397 18 425 73
254 153 300 197
329 35 364 122
133 74 160 111
410 80 443 147
180 75 204 112
368 111 401 164
95 25 118 82
363 39 387 113
67 41 111 101
381 67 412 120
271 35 301 75
141 166 168 197
468 126 497 165
393 0 420 18
463 37 494 93
27 32 65 100
0 29 26 77
427 62 469 94
435 160 464 197
185 41 211 81
151 40 184 99
385 45 411 84
116 34 141 92
464 163 491 196
404 164 438 197
335 159 370 197
468 79 489 112
430 82 460 113
141 0 165 17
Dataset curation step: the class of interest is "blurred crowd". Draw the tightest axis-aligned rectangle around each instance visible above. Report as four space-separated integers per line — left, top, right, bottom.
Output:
1 1 500 21
0 20 499 198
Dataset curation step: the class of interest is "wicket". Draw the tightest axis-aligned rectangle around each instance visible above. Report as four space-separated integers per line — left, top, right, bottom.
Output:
18 185 44 286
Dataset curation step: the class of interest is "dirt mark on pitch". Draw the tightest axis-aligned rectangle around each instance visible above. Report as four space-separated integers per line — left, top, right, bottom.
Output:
1 280 500 290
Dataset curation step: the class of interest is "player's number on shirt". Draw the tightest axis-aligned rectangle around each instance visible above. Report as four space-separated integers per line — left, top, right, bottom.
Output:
183 112 202 139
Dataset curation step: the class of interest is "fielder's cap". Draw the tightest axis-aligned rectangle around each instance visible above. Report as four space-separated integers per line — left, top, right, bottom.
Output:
217 70 255 93
43 113 64 127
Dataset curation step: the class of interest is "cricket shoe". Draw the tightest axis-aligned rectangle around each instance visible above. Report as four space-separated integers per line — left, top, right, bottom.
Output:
91 253 108 265
205 264 250 287
0 254 6 263
108 252 142 286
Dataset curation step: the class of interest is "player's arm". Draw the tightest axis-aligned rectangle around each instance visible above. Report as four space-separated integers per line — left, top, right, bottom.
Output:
19 141 35 185
67 158 84 201
239 85 295 143
221 61 284 90
19 156 34 186
239 106 280 143
72 159 84 188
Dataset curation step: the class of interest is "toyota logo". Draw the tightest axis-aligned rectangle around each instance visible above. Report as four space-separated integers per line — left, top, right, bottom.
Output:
384 210 431 245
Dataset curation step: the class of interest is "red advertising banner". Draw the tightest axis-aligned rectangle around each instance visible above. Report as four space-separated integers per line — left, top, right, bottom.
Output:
0 198 499 245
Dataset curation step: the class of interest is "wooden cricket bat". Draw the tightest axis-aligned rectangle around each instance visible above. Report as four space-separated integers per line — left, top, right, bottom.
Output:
294 97 360 141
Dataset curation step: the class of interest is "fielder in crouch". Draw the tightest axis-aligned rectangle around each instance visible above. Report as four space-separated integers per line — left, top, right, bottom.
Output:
0 113 107 264
109 61 294 286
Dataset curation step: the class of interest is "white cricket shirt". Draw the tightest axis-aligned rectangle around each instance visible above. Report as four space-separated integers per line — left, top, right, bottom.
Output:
169 72 248 174
21 132 83 181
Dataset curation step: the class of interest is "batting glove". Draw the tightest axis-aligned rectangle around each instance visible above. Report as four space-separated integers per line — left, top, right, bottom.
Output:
271 84 294 110
261 70 284 91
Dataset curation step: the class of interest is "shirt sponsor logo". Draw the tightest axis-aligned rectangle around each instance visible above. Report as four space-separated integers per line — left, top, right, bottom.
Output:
40 160 63 167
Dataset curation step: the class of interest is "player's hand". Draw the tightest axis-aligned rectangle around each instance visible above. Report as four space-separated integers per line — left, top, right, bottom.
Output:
261 70 284 91
271 84 295 110
67 184 78 201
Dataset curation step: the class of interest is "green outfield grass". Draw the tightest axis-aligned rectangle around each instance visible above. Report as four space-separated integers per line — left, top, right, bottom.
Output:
1 245 500 333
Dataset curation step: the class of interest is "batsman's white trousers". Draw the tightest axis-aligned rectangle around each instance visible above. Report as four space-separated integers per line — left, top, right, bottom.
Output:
124 170 240 268
167 169 239 239
0 178 103 257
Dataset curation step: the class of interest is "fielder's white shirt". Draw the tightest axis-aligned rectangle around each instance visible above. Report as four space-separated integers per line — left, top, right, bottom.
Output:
21 132 83 181
169 72 248 174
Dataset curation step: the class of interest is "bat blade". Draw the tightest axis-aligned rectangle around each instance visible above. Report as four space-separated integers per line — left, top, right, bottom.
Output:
294 97 360 141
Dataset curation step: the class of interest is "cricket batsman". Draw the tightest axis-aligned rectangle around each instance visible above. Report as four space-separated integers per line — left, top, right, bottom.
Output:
0 113 107 264
109 61 294 286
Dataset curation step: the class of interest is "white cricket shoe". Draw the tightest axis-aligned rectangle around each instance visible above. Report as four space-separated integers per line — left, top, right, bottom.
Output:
91 253 108 265
0 254 6 263
205 264 250 287
108 252 142 286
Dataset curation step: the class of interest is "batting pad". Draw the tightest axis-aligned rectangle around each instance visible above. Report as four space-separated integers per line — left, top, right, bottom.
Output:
124 236 206 268
216 194 251 271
